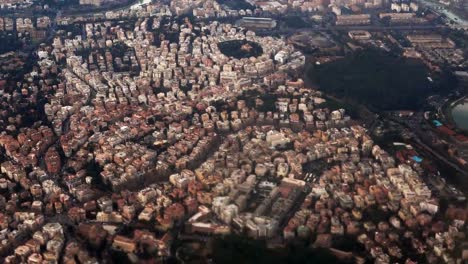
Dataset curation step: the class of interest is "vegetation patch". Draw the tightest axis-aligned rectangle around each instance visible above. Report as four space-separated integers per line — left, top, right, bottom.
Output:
212 235 342 264
308 49 455 111
218 39 263 59
217 0 254 10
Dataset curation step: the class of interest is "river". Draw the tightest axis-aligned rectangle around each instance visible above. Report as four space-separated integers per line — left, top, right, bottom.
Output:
451 98 468 131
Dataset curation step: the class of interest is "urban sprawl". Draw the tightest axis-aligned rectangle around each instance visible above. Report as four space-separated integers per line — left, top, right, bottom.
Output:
0 0 466 263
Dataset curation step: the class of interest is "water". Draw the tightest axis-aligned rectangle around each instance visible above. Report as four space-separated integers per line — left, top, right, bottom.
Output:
451 99 468 130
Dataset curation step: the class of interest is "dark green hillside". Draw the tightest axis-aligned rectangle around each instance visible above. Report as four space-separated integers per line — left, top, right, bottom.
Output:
308 49 437 111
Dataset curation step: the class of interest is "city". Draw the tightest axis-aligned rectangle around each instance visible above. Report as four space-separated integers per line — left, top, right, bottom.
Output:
0 0 466 263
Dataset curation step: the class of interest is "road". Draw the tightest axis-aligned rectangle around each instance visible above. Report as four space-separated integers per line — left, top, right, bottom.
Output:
386 115 468 179
417 0 468 26
412 136 468 177
258 24 444 36
61 0 139 17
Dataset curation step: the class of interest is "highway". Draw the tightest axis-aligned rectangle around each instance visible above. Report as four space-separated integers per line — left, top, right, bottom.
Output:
258 24 445 36
413 135 468 177
417 0 468 26
385 115 468 179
